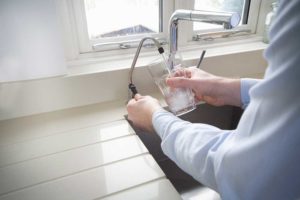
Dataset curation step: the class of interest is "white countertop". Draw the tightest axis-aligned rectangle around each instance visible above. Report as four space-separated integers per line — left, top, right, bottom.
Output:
0 98 180 200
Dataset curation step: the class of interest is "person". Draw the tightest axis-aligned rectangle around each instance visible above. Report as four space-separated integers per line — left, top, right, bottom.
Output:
127 0 300 199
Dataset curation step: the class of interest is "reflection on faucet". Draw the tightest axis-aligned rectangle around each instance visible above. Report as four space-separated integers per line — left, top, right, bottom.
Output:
168 9 240 70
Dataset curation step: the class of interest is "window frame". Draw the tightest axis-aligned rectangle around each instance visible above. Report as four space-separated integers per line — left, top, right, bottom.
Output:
71 0 174 53
57 0 263 60
179 0 261 46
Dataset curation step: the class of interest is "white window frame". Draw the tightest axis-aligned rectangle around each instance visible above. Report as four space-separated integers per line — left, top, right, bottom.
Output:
56 0 263 61
70 0 174 53
177 0 261 46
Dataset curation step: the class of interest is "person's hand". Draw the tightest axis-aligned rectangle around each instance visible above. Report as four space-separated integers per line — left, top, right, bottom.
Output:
127 94 163 132
166 67 242 107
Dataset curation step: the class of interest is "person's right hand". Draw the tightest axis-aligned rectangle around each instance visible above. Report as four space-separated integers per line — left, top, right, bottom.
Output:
166 67 242 107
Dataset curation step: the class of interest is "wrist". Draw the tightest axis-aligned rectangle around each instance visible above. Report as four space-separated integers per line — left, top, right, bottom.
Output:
217 78 241 107
151 109 171 134
146 104 164 132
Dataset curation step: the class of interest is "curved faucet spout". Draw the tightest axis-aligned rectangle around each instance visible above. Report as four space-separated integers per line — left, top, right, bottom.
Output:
169 9 241 56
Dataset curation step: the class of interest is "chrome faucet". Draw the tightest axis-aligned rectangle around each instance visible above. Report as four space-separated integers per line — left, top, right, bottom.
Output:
168 9 240 69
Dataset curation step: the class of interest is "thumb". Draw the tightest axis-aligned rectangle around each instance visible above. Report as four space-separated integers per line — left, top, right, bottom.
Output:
134 93 143 101
166 77 194 88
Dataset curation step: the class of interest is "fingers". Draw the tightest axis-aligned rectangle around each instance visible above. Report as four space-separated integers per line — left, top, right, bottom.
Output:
172 68 192 78
131 94 158 102
166 77 193 88
127 94 142 108
127 98 136 108
134 93 142 101
172 69 185 77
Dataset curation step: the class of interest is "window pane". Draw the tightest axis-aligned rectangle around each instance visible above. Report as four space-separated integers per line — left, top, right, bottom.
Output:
193 0 246 31
84 0 160 40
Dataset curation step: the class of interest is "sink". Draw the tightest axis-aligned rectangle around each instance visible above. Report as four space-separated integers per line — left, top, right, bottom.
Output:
125 103 243 198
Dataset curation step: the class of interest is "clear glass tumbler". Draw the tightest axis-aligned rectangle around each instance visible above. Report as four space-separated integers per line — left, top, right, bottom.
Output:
147 57 196 116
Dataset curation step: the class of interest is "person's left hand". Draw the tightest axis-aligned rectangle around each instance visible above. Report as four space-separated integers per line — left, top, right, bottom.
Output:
127 94 162 132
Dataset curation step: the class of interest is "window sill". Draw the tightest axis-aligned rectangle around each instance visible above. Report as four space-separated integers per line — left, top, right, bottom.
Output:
66 35 268 77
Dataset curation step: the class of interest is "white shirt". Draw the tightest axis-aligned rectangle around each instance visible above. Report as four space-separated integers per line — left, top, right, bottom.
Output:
152 1 300 199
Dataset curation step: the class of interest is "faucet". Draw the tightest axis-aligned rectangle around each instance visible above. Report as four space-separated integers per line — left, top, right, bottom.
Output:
168 9 240 69
128 10 240 99
128 37 165 98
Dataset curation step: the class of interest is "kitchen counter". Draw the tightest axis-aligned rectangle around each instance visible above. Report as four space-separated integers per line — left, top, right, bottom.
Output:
0 98 181 200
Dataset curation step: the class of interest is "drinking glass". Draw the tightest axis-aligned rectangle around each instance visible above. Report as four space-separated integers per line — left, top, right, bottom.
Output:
147 56 196 116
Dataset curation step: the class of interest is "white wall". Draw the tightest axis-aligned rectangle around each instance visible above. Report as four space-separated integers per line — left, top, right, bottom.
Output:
0 0 66 83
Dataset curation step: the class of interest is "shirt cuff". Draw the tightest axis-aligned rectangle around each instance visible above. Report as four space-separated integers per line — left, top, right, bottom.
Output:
152 109 176 138
240 78 260 109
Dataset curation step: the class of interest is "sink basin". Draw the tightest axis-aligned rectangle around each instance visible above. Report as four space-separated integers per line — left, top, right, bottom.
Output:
125 103 243 198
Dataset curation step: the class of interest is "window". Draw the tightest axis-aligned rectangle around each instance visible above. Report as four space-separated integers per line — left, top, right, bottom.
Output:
84 0 161 40
191 0 254 41
193 0 249 31
64 0 260 55
71 0 172 53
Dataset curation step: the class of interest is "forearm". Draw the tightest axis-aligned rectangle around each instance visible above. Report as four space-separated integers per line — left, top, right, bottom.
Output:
214 78 241 107
213 78 260 108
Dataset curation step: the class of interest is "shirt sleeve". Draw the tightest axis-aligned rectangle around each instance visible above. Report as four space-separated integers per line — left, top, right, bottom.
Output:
152 1 300 199
240 78 260 109
152 109 233 190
